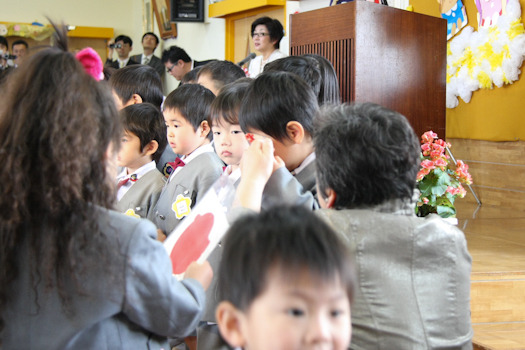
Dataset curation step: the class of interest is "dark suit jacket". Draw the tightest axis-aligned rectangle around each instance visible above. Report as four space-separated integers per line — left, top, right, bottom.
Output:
131 54 165 78
105 57 139 69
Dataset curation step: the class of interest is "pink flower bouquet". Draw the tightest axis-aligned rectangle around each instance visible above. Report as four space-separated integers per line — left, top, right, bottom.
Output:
416 131 473 218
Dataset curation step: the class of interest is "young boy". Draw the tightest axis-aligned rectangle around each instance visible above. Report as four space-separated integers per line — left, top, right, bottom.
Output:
239 70 319 210
108 64 177 175
215 205 355 350
148 84 224 238
210 79 252 181
115 103 166 218
196 60 246 96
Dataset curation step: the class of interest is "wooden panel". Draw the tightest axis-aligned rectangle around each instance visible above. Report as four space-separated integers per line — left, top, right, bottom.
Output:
473 323 525 350
471 280 525 323
291 39 353 102
290 1 446 138
447 139 525 166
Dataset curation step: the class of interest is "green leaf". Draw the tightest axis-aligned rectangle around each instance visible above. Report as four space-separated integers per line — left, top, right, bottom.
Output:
437 205 456 218
431 184 448 197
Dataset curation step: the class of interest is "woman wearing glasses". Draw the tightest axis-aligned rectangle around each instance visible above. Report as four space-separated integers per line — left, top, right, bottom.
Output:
248 17 286 78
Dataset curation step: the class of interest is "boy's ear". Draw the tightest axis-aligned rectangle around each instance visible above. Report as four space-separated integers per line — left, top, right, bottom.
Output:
129 93 143 105
142 140 159 156
199 120 210 138
216 301 247 348
285 121 305 144
323 187 337 209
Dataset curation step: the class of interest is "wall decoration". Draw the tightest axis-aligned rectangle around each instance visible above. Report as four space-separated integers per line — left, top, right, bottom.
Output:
2 22 54 40
475 0 509 28
143 0 154 33
438 0 468 40
153 0 178 39
446 0 525 108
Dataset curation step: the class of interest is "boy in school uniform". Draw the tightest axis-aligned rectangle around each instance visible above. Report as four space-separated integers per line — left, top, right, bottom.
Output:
215 205 356 350
149 84 224 239
196 60 246 96
109 64 177 175
115 103 166 218
238 70 319 210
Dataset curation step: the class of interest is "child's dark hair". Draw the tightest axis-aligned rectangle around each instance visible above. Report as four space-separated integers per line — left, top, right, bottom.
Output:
239 71 318 141
264 56 322 105
109 65 164 109
163 84 216 140
314 103 420 209
181 66 202 85
218 205 355 311
210 78 252 126
197 60 246 95
120 103 167 163
251 17 284 49
302 54 341 105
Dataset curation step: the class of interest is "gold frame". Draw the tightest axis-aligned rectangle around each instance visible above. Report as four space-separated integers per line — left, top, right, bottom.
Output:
153 0 178 39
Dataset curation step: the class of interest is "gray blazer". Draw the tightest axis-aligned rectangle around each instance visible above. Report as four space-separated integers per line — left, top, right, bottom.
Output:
3 207 206 349
317 205 473 349
149 152 224 235
131 54 165 79
261 161 319 211
115 168 166 218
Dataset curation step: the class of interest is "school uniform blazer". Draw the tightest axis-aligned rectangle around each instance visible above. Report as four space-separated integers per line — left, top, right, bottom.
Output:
115 168 166 218
149 152 224 235
261 160 319 211
131 54 165 78
3 207 206 350
316 201 473 349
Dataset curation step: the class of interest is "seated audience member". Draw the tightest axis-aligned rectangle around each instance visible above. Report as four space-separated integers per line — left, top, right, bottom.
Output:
105 35 138 69
196 60 246 96
0 36 13 83
161 45 214 85
148 84 224 239
131 32 164 79
0 24 212 349
239 70 319 210
238 102 474 349
11 39 28 67
116 103 167 219
215 205 355 350
109 64 176 174
302 54 341 105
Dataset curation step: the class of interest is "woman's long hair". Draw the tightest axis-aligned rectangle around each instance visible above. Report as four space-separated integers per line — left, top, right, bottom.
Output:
0 23 121 338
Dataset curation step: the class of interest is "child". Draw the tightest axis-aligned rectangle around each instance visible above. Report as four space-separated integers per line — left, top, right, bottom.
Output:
108 64 177 175
210 78 252 182
116 103 167 218
148 84 224 238
0 23 212 349
238 70 319 210
196 60 246 96
215 205 355 350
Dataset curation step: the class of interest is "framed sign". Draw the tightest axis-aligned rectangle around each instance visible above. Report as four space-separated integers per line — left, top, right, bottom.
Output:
143 0 154 33
153 0 178 39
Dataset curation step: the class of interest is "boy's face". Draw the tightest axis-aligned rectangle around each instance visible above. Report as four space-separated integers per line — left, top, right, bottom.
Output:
212 120 249 166
228 267 352 350
164 108 206 156
117 131 147 171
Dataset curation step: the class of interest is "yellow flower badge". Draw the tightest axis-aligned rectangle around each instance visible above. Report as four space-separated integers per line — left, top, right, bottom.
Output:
124 209 140 218
172 194 192 220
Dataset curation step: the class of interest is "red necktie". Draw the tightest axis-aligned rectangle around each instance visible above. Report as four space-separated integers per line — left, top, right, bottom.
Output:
165 157 185 176
117 174 137 189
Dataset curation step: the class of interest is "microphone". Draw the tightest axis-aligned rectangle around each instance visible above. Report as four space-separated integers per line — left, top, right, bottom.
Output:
237 53 256 66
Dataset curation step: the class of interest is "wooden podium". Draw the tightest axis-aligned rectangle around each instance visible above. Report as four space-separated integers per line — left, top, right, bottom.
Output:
290 1 447 138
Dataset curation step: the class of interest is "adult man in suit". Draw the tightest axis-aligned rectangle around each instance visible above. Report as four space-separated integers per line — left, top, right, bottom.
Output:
130 32 164 79
105 35 138 69
161 45 215 84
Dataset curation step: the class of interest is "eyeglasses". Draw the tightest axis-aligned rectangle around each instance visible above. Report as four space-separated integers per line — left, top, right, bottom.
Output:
166 64 176 73
252 32 270 38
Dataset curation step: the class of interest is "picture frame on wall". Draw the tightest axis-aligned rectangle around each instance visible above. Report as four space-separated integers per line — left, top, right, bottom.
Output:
153 0 178 39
